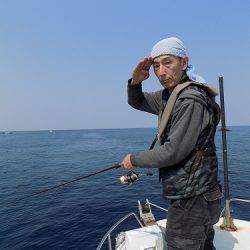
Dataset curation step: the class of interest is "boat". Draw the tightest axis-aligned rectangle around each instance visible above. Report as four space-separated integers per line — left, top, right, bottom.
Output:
97 198 250 250
97 77 250 250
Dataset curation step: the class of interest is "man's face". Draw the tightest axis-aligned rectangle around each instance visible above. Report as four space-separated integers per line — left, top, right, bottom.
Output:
153 54 188 90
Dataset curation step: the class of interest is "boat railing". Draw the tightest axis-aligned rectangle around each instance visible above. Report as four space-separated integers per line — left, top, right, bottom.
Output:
220 197 250 217
230 198 250 204
97 197 250 249
96 212 143 250
148 197 250 218
148 197 250 220
146 199 168 212
97 199 168 250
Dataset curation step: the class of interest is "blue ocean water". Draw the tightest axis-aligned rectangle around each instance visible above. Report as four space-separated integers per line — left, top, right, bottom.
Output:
0 127 250 249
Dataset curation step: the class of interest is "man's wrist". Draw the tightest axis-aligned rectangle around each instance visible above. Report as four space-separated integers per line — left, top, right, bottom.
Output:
130 154 138 167
128 78 142 87
131 78 141 85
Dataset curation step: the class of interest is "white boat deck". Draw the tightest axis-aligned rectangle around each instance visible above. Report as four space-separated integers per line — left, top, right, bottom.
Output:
117 218 250 250
214 218 250 250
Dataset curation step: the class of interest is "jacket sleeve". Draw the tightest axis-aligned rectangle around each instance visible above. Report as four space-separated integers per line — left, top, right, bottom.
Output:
130 98 210 168
127 78 162 115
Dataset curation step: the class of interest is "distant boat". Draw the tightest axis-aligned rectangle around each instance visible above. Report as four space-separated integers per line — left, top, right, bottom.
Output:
4 131 13 134
49 130 53 133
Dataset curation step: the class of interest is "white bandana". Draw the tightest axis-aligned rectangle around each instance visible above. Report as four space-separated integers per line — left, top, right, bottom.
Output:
151 37 206 83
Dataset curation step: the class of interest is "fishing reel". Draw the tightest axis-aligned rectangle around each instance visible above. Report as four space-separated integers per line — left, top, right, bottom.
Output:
120 170 153 185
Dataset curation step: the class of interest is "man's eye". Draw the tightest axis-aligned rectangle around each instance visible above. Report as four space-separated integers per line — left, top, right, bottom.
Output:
163 61 171 65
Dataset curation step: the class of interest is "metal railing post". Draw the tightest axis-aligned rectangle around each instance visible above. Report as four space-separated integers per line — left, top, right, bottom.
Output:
108 234 112 250
219 76 237 231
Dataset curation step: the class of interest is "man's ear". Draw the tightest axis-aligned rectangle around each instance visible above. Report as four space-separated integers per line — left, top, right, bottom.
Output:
182 56 189 70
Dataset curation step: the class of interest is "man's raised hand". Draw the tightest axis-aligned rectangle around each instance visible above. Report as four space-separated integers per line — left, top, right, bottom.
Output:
131 57 153 85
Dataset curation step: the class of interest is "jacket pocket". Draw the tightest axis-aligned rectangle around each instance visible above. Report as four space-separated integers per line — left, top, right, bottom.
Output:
203 187 222 225
203 187 222 202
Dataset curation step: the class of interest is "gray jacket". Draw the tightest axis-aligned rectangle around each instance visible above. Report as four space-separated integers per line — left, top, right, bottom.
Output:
127 78 219 199
128 79 211 168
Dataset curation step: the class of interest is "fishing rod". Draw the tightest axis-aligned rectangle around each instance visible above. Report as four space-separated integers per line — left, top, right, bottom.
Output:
16 164 153 202
16 127 156 203
16 164 121 202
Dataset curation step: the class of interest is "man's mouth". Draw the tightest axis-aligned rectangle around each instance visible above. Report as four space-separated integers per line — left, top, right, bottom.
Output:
161 79 170 84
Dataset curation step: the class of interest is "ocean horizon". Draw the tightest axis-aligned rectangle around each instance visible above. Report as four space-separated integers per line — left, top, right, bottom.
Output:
1 124 250 132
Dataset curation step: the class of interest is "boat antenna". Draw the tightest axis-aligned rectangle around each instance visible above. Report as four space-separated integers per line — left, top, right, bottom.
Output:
218 76 237 231
16 164 121 202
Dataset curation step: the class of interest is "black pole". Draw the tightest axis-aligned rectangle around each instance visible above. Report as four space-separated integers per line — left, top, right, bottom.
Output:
219 76 236 231
219 76 230 200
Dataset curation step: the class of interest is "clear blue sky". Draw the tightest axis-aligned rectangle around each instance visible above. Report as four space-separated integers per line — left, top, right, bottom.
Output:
1 0 250 131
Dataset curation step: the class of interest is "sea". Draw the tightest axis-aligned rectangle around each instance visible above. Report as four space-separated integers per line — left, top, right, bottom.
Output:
1 127 250 249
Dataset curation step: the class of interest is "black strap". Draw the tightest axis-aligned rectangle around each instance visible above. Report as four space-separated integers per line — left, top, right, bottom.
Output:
149 134 158 150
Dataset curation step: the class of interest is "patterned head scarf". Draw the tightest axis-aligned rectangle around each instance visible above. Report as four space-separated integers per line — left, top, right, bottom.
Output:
151 37 206 83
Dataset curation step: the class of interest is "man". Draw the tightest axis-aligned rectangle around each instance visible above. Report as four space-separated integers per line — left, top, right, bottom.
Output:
121 37 222 250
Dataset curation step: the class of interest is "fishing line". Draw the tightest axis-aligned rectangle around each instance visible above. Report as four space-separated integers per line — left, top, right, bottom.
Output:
16 163 121 202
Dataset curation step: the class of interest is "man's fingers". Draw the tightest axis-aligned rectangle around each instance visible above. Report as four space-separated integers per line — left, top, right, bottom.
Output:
135 57 153 71
141 57 153 70
132 57 152 83
120 154 135 170
137 61 145 70
144 59 152 71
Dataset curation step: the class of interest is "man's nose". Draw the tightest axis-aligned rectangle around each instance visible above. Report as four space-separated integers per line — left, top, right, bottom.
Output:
158 65 166 77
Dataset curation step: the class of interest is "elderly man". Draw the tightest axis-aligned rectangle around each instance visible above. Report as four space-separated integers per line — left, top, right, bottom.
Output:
121 37 222 250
